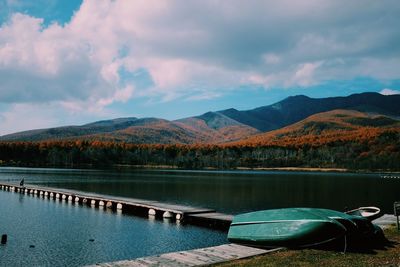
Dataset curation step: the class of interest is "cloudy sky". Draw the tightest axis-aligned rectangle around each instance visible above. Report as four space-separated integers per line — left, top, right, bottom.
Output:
0 0 399 135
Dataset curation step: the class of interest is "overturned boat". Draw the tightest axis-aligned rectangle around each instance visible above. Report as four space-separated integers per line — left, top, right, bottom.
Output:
228 208 383 249
228 208 346 248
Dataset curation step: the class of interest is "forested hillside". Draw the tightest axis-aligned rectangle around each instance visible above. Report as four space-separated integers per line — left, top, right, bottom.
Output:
0 124 398 171
0 93 398 171
1 92 399 144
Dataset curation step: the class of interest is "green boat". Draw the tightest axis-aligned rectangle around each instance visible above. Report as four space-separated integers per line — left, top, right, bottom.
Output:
228 207 383 248
228 208 347 248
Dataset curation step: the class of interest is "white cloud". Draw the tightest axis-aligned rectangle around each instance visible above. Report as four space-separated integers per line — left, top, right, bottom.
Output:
1 0 400 105
185 92 221 101
288 62 323 87
263 53 281 65
0 0 400 134
380 88 400 95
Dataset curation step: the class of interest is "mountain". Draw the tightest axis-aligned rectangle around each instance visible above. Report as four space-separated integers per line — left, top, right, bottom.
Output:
0 113 259 144
0 92 399 144
0 117 140 141
219 92 400 131
231 109 400 147
77 112 259 144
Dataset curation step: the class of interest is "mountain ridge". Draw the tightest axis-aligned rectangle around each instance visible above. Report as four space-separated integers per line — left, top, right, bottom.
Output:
218 92 400 131
229 109 400 147
1 92 399 144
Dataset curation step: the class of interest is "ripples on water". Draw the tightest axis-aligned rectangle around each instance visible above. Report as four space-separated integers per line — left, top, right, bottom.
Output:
0 189 226 266
0 167 398 214
1 167 399 266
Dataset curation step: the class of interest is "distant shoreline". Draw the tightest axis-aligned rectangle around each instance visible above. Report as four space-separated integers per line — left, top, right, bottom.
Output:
113 164 349 172
112 164 400 174
1 163 399 174
236 167 349 172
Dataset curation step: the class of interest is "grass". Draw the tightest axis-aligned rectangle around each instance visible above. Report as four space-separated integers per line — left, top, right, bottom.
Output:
214 225 400 267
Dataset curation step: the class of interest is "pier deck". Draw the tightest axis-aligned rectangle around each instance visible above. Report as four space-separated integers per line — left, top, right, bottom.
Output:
0 181 233 229
88 244 281 267
373 214 398 229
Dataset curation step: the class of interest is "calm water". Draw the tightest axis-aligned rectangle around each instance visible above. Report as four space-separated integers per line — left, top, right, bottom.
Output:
0 167 399 266
0 188 226 266
0 167 398 214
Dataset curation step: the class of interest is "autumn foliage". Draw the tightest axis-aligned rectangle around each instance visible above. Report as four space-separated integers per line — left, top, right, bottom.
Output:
0 110 399 171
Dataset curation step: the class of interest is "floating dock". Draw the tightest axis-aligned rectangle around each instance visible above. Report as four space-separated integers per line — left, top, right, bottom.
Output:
88 244 281 267
0 182 233 230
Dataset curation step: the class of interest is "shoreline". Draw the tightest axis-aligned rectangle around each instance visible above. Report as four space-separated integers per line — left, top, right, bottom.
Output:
111 164 400 174
238 167 399 174
1 163 400 174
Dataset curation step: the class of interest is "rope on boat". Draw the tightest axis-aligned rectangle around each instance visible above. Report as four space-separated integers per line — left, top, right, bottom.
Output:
342 235 347 254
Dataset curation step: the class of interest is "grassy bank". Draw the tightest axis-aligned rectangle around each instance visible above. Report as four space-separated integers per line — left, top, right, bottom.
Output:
215 226 400 267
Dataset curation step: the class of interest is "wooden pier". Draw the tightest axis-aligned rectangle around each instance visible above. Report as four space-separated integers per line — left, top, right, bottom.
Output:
1 182 276 266
88 244 281 267
0 182 233 230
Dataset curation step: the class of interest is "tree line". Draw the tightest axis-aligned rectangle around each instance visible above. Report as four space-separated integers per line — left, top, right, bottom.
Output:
0 129 398 171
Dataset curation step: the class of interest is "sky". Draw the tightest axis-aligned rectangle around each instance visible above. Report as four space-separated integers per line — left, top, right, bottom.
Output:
0 0 399 135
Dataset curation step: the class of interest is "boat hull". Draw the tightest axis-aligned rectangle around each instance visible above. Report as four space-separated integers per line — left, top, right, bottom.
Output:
228 208 346 248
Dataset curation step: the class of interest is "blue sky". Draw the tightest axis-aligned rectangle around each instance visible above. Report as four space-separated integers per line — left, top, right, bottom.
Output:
0 0 399 135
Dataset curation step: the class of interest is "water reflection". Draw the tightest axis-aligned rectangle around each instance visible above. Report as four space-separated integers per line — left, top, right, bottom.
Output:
0 167 398 214
0 189 226 266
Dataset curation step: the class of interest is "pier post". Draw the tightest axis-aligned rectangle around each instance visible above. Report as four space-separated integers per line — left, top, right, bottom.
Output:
176 214 183 221
1 234 7 245
395 202 400 231
163 211 173 219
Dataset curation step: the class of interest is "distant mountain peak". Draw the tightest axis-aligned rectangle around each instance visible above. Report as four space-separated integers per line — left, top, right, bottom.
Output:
220 108 239 113
285 94 310 100
1 92 399 144
83 117 138 127
220 92 400 132
196 111 245 130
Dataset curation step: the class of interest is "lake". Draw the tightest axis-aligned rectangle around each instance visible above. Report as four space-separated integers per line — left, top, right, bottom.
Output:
0 185 226 266
0 167 399 266
0 167 398 214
